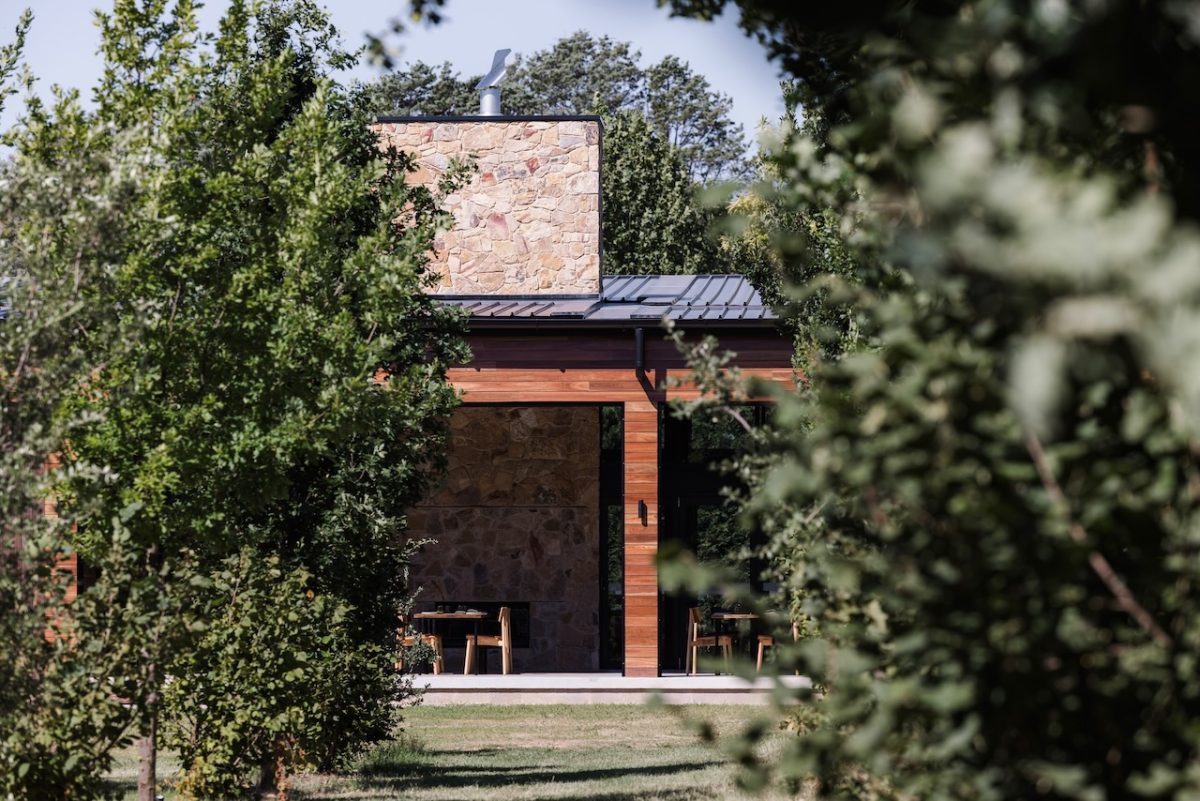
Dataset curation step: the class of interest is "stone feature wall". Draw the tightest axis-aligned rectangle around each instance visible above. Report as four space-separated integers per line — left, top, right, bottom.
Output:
375 119 601 296
407 406 600 672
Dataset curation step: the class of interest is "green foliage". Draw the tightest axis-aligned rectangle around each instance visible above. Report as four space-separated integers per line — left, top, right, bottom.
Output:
509 32 747 182
719 118 863 368
657 0 1200 798
367 31 748 183
601 110 718 275
644 54 747 184
0 11 173 797
56 0 465 567
731 281 1200 799
0 528 190 801
368 60 478 115
506 32 645 120
2 0 465 794
164 551 399 796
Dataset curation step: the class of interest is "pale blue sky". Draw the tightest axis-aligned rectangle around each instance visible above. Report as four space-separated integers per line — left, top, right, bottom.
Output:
0 0 785 144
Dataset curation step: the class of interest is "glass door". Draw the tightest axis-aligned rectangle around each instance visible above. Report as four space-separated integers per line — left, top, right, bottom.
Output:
598 405 624 670
658 405 768 672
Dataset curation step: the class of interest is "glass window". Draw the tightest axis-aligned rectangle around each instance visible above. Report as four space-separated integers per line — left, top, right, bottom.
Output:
687 405 757 463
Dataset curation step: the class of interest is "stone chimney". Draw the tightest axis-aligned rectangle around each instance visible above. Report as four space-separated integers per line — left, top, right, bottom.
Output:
374 117 601 296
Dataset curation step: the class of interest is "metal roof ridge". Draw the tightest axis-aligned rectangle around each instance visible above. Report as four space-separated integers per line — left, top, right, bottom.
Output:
708 274 728 303
489 301 519 316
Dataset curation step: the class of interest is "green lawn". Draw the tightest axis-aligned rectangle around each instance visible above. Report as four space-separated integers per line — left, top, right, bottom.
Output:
108 704 791 800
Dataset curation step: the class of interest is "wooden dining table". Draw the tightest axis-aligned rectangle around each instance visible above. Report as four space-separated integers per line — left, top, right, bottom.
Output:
412 610 486 634
710 612 760 656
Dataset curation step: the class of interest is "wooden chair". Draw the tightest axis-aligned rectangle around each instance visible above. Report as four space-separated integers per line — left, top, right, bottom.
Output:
685 607 732 675
755 635 774 671
756 621 801 672
464 606 513 675
397 614 444 675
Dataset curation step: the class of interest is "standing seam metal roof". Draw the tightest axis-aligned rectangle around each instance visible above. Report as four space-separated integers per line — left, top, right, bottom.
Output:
439 274 777 324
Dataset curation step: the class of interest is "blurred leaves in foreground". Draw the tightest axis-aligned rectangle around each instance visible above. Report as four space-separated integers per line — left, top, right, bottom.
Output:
661 0 1200 798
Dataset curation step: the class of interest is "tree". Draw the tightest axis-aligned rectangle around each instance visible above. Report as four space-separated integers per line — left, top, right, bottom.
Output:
645 55 747 184
0 11 187 798
505 31 645 117
368 60 477 115
602 109 718 275
366 31 749 182
8 0 465 794
717 102 862 368
163 553 397 799
650 0 1200 798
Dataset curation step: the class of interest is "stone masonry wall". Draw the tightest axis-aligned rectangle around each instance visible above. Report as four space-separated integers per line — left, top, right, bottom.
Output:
406 406 600 672
374 119 601 296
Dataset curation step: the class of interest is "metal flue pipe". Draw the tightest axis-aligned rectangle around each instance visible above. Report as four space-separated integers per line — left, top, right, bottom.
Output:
476 48 511 116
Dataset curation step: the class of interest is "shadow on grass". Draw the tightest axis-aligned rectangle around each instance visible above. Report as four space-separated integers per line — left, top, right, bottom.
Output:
356 746 509 774
297 724 739 801
320 791 709 801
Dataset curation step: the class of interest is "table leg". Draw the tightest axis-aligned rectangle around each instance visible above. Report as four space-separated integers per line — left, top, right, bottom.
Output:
476 618 487 674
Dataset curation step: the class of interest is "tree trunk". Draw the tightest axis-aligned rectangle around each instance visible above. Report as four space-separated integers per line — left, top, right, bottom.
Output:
137 661 158 801
137 546 161 801
135 721 155 801
257 754 279 798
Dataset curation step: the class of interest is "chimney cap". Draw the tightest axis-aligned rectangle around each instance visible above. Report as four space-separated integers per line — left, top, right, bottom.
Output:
475 48 511 90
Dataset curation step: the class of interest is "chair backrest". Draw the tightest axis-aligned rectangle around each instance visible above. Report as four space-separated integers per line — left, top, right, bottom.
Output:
688 607 701 639
498 606 511 645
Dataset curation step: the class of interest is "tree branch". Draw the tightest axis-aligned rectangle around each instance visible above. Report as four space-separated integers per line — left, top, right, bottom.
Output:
721 404 754 435
1025 433 1172 648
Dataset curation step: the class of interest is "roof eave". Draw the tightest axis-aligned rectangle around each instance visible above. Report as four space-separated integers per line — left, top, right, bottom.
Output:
460 316 783 332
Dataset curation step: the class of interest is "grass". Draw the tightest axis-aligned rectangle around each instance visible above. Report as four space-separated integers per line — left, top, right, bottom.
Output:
109 704 791 800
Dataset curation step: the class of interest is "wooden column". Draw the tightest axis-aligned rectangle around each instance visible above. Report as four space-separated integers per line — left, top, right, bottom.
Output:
623 399 660 677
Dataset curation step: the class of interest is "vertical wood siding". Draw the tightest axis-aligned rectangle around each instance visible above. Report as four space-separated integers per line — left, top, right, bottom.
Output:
622 400 660 676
